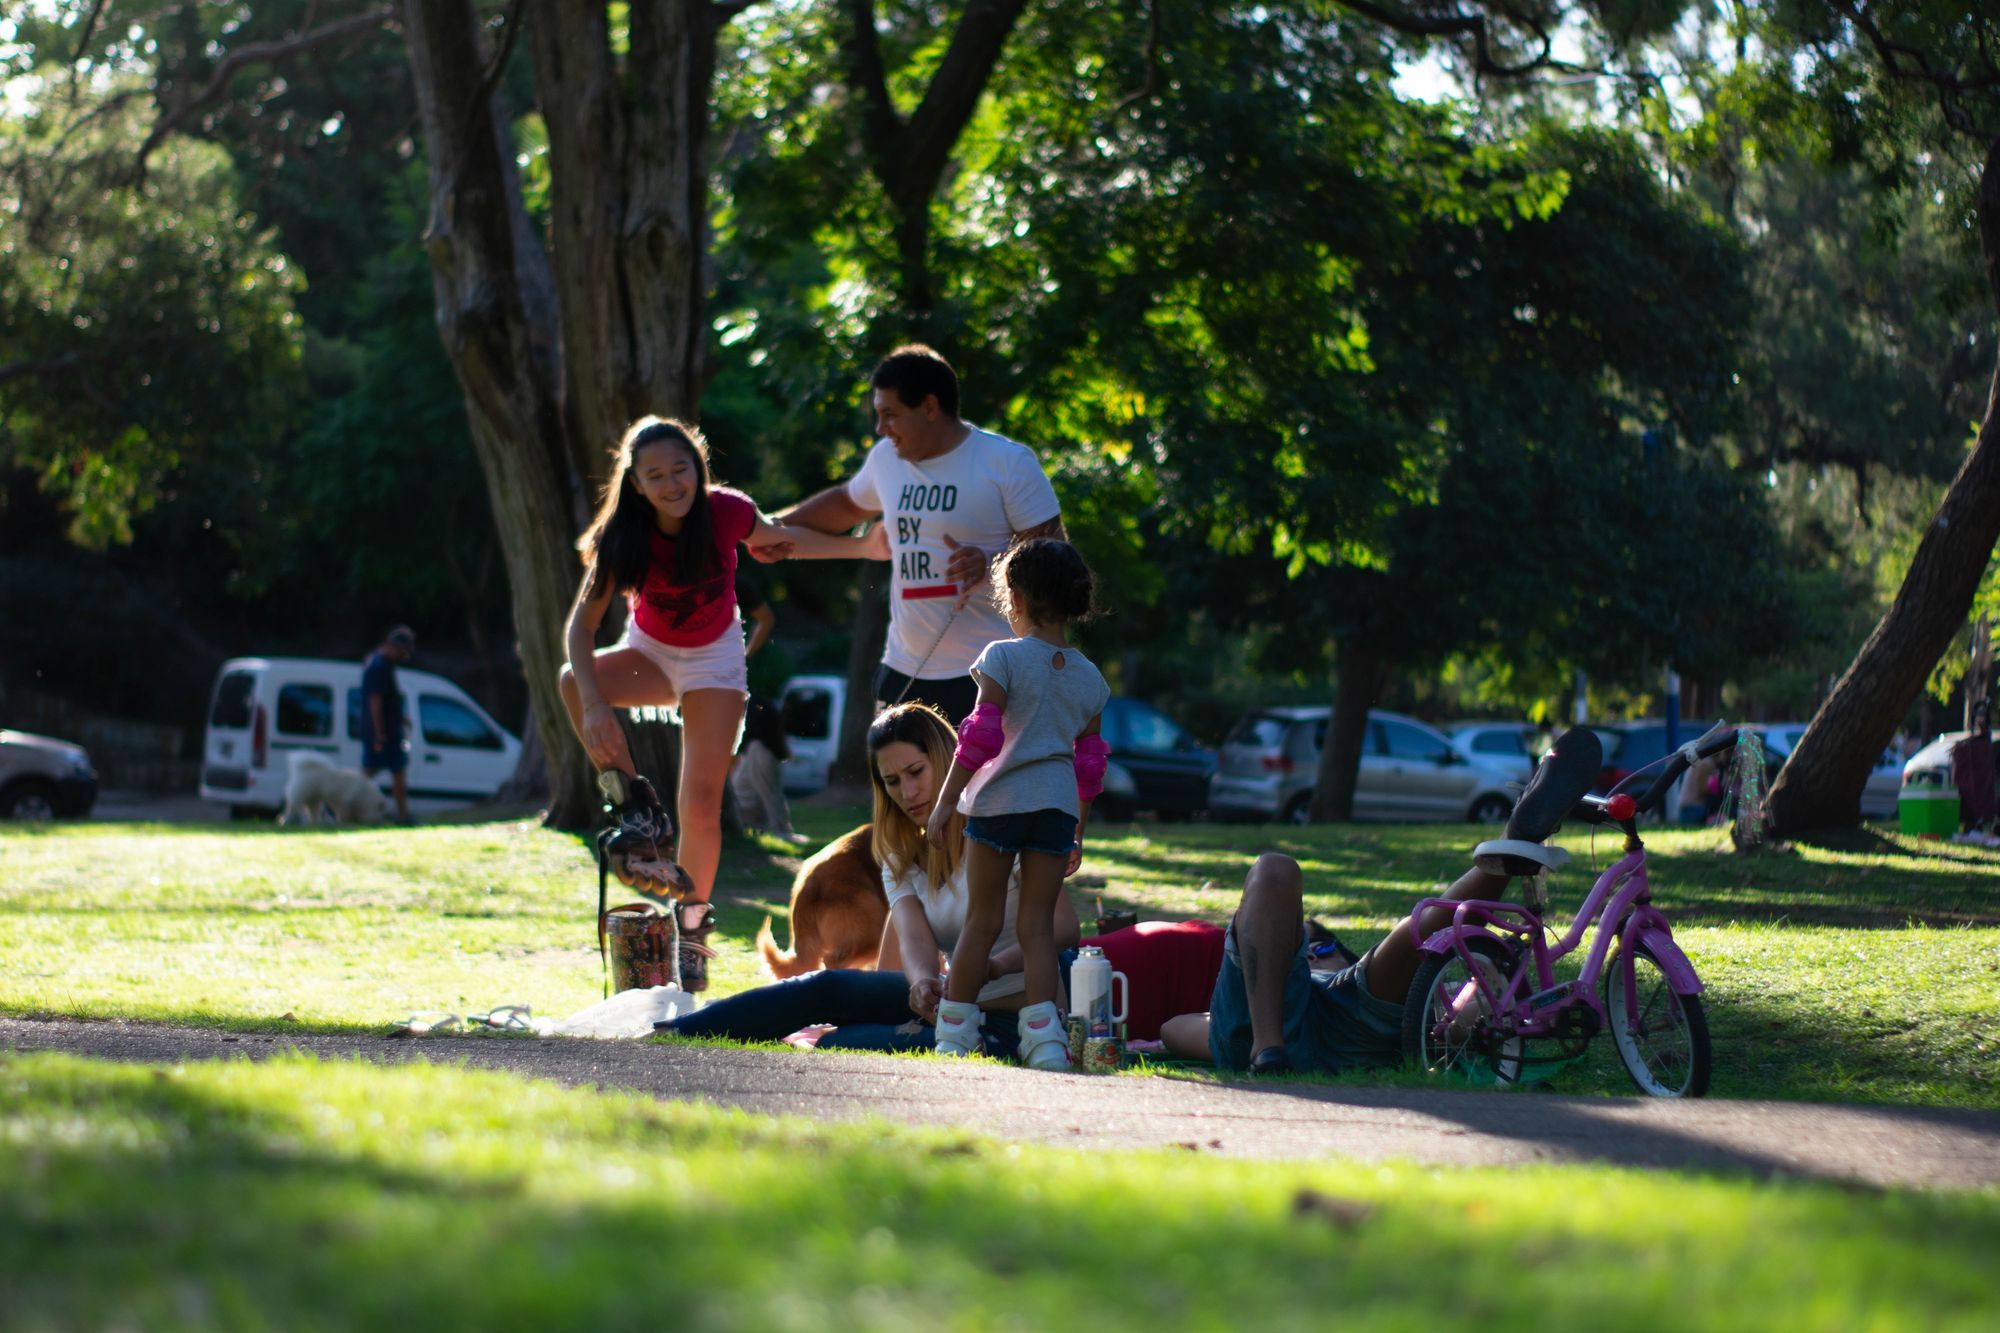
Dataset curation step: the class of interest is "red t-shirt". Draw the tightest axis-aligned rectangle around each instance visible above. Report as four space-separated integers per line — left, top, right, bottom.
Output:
1078 920 1226 1041
630 487 758 647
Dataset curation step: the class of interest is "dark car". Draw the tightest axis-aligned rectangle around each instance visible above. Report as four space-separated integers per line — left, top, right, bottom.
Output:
1093 697 1215 821
1597 720 1716 796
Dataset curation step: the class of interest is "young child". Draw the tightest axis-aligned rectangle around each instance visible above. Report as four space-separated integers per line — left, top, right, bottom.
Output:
925 538 1110 1069
560 415 876 989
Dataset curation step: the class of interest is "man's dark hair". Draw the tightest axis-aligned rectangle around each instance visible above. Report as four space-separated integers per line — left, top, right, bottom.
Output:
870 344 959 418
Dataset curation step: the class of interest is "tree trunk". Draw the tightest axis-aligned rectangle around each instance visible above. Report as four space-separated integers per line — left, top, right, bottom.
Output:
402 0 596 828
1310 636 1385 823
523 1 722 818
1769 135 2000 836
834 562 891 783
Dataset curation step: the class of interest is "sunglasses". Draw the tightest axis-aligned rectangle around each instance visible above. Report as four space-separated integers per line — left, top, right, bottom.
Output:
1307 940 1349 961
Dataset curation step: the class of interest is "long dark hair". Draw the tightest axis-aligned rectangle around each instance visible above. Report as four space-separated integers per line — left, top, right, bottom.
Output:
577 416 719 595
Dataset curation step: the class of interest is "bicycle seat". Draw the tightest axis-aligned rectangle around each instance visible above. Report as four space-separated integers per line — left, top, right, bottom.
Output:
1473 838 1571 878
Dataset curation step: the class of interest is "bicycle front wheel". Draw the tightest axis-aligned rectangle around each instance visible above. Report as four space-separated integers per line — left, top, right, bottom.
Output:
1603 943 1711 1097
1402 934 1522 1086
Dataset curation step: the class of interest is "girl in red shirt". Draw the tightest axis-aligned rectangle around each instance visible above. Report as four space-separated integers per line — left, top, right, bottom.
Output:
560 416 878 988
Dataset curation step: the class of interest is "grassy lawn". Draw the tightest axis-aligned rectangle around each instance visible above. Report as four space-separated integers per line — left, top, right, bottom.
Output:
3 1051 1996 1332
5 807 1999 1328
3 803 1996 1108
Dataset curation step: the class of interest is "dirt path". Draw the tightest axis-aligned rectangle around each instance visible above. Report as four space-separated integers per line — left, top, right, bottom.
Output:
6 1016 1997 1192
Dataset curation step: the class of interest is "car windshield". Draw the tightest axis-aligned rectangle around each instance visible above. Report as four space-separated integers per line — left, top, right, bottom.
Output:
1225 715 1288 749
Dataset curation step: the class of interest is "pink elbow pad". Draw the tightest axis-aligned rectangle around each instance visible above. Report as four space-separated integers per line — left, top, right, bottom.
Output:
954 703 1004 770
1075 733 1110 802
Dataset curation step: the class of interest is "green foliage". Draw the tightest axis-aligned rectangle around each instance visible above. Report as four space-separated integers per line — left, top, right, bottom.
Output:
0 87 305 545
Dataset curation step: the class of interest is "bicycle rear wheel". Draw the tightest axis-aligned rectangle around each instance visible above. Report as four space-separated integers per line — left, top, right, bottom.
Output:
1603 942 1711 1097
1401 934 1522 1086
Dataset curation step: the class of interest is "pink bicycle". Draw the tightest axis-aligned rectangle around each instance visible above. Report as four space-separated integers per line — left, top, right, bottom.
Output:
1401 722 1740 1097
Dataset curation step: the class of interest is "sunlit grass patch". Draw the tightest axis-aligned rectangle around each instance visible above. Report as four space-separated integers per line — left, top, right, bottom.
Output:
2 1052 1996 1331
5 808 1997 1106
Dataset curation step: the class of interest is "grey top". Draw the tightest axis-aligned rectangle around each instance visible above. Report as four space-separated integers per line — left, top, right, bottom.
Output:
959 636 1110 819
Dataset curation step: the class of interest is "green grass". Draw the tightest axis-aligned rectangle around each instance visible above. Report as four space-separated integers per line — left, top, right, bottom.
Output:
3 1051 1996 1332
3 808 1998 1107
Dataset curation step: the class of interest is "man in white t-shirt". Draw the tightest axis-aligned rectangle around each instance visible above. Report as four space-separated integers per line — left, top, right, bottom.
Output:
758 344 1064 722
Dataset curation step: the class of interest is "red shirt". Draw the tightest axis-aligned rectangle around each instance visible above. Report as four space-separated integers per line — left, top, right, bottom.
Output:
631 488 758 647
1078 920 1226 1041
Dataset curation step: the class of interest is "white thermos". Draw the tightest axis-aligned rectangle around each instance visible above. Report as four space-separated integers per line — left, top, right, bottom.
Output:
1069 945 1129 1038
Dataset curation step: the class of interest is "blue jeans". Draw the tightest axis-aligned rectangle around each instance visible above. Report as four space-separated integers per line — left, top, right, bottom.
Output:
658 967 1024 1057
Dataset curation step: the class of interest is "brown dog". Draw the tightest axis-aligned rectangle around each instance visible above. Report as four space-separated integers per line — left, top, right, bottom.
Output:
756 824 887 978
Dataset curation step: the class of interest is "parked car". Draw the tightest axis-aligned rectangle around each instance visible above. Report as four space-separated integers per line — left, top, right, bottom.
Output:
1899 728 1999 826
777 673 847 796
1751 723 1901 821
1447 722 1539 789
1092 696 1215 822
199 657 521 818
1595 720 1717 796
0 729 99 819
1208 707 1520 824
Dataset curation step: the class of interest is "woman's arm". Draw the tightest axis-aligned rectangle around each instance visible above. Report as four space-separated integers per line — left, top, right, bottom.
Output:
564 569 625 768
890 896 946 1021
743 510 889 560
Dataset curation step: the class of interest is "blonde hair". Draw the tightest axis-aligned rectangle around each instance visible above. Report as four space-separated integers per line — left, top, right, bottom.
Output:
867 703 964 891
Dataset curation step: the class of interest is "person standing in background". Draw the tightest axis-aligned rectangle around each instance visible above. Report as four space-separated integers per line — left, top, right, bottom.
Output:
361 626 416 824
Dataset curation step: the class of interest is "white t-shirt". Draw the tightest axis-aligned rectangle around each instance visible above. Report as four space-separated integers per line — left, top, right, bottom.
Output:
882 857 1025 1004
846 425 1061 679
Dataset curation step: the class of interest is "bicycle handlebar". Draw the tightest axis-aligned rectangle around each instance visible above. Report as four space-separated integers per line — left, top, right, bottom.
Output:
1572 722 1740 825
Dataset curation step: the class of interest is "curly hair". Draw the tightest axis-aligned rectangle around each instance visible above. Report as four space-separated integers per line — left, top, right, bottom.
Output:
994 537 1095 627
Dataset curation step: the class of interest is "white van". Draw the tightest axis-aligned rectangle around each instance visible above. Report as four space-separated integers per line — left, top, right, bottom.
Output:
199 657 522 817
777 673 847 796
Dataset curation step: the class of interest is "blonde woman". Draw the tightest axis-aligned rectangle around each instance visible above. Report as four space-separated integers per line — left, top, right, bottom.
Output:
659 703 1080 1054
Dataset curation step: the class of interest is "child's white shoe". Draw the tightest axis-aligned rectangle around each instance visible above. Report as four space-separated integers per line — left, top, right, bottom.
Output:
1016 1001 1071 1071
934 999 984 1057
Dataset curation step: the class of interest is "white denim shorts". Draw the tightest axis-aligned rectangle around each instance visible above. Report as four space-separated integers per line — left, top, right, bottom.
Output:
623 617 749 699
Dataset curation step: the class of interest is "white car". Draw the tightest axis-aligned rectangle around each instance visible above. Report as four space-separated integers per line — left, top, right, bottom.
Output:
776 673 848 796
0 730 99 819
1755 723 1902 820
199 657 521 817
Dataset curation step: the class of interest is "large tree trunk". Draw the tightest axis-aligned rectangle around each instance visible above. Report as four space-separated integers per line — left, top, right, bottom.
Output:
525 0 722 807
1310 636 1386 823
403 0 596 827
1769 136 2000 835
833 563 890 783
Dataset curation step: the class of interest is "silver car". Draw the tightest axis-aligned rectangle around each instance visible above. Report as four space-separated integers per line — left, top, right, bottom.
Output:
1753 723 1902 821
1208 707 1520 824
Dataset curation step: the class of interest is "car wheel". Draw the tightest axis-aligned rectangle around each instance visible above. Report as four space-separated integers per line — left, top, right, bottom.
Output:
1282 792 1314 825
1095 794 1134 823
1469 794 1513 824
0 779 59 821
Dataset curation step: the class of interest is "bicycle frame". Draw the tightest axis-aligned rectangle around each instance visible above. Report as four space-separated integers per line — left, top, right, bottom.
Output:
1404 843 1704 1042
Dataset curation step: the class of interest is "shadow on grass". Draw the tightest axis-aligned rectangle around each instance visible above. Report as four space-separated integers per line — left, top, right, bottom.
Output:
28 1053 1998 1328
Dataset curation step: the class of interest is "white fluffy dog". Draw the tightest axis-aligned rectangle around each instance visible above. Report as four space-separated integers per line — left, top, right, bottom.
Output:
280 752 389 826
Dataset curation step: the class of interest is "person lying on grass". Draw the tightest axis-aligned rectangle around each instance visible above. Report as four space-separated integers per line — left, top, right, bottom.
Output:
1162 727 1601 1075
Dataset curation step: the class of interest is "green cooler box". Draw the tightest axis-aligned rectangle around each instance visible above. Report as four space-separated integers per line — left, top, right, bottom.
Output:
1898 783 1959 836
